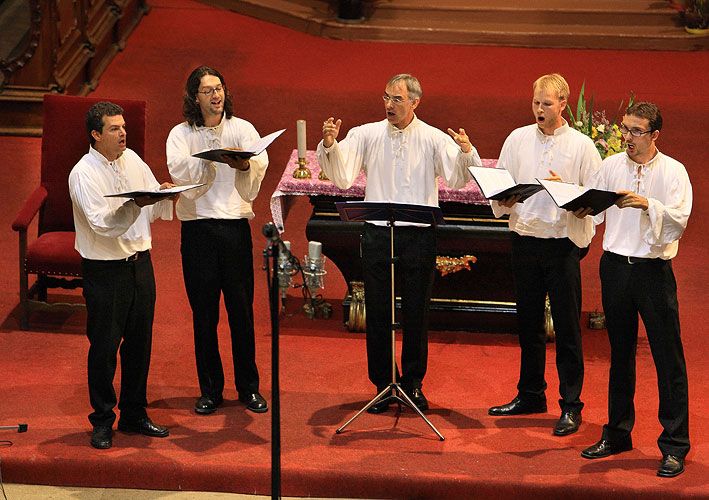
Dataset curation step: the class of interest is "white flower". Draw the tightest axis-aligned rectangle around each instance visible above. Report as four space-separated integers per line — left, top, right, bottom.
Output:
597 124 605 133
576 121 583 127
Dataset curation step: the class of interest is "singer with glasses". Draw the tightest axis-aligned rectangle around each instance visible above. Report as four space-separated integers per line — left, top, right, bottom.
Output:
166 66 269 415
579 102 692 478
317 73 481 413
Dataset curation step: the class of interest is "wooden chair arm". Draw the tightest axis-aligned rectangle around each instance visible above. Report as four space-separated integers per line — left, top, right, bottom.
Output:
12 186 48 232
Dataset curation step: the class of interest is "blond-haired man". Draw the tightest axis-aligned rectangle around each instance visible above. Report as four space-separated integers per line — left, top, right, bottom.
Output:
487 74 600 436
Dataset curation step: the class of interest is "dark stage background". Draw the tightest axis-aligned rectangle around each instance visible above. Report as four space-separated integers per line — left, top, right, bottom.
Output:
0 0 708 498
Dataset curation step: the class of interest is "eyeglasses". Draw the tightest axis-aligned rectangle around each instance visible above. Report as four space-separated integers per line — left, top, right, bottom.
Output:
619 124 652 137
382 95 407 104
197 86 224 96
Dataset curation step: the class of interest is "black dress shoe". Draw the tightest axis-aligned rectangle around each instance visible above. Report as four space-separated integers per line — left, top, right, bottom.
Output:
488 397 547 416
553 411 582 436
581 437 632 459
117 416 169 438
90 426 112 449
366 397 391 414
407 388 429 412
657 454 684 477
195 394 224 415
239 392 268 413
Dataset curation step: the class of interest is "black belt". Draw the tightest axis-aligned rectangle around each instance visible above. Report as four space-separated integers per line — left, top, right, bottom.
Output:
605 251 663 265
84 250 149 264
124 250 148 262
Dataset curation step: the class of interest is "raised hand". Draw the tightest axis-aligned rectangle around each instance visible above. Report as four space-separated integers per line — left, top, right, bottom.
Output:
322 117 342 148
447 127 472 153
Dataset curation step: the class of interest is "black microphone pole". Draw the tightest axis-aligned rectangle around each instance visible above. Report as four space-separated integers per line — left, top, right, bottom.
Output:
262 222 281 500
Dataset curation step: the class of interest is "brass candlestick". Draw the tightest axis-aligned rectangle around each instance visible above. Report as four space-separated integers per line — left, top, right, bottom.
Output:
318 168 329 181
292 158 311 179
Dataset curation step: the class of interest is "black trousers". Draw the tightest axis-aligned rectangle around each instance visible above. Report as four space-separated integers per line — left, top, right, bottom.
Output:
181 219 259 398
82 251 155 428
511 234 584 413
361 223 436 391
600 252 690 457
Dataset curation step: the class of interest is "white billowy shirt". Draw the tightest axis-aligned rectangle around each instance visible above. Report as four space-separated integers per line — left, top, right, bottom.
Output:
166 115 268 221
316 117 480 225
68 146 173 260
587 150 692 259
491 122 601 247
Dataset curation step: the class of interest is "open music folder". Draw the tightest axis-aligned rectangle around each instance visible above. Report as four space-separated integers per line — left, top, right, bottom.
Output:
537 178 622 216
468 165 543 202
105 183 204 199
192 128 285 162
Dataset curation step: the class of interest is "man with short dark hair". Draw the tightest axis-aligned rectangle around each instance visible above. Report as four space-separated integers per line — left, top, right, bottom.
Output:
580 102 692 478
317 73 481 413
166 66 269 415
69 101 174 449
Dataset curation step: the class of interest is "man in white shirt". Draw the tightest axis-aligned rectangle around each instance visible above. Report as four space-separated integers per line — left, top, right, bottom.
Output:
317 73 481 413
69 101 175 449
166 66 268 415
487 74 600 436
580 102 692 478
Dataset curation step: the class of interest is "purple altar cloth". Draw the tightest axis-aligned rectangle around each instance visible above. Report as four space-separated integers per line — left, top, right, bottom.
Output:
270 149 497 232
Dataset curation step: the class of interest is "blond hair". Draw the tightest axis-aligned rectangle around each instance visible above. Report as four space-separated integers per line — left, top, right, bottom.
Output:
532 73 569 101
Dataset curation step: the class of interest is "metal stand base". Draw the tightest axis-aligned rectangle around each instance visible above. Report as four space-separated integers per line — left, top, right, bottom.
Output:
336 383 445 440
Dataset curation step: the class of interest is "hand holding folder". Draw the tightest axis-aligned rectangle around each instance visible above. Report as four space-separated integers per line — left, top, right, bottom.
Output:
536 178 622 216
192 129 285 163
468 166 543 203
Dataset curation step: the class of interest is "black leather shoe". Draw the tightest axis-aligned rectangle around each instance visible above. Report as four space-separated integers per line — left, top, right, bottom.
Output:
488 397 547 416
90 426 112 449
195 394 223 415
553 411 582 436
657 454 684 477
117 416 169 438
366 397 391 414
407 388 429 412
239 392 268 413
581 437 632 459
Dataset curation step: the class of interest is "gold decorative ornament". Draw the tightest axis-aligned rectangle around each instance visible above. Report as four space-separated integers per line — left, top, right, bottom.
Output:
435 255 477 276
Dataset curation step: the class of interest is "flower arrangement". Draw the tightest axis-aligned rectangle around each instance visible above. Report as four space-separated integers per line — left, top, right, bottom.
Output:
566 82 635 160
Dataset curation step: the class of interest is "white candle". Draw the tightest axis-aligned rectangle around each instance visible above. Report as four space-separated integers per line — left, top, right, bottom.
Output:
297 119 307 158
308 241 322 261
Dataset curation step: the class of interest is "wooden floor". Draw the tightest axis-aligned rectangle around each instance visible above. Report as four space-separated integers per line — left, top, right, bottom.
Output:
1 484 372 500
198 0 709 50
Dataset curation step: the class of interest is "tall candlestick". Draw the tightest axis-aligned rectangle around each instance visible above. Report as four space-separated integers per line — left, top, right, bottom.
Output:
297 119 307 158
308 241 322 261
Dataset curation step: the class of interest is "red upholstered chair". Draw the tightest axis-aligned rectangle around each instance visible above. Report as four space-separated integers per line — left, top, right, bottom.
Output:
11 94 146 330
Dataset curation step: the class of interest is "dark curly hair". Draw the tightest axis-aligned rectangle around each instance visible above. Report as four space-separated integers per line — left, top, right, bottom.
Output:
182 66 234 127
86 101 123 146
626 101 663 133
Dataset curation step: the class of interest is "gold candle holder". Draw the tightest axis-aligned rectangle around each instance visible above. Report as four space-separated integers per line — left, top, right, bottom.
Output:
318 168 329 181
292 158 312 179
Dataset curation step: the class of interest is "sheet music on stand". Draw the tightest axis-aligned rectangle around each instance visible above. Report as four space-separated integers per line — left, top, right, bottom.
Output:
335 201 445 226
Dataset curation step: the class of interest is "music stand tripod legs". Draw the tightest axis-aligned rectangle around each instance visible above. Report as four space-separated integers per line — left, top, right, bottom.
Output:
336 219 444 441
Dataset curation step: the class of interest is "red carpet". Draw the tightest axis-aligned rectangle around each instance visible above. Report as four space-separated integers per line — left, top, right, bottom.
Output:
1 1 709 499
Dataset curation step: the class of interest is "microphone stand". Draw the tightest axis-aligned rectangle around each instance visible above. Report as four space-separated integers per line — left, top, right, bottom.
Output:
262 222 291 500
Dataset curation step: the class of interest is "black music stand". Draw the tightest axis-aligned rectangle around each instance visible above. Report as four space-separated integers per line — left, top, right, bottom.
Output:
334 201 445 441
